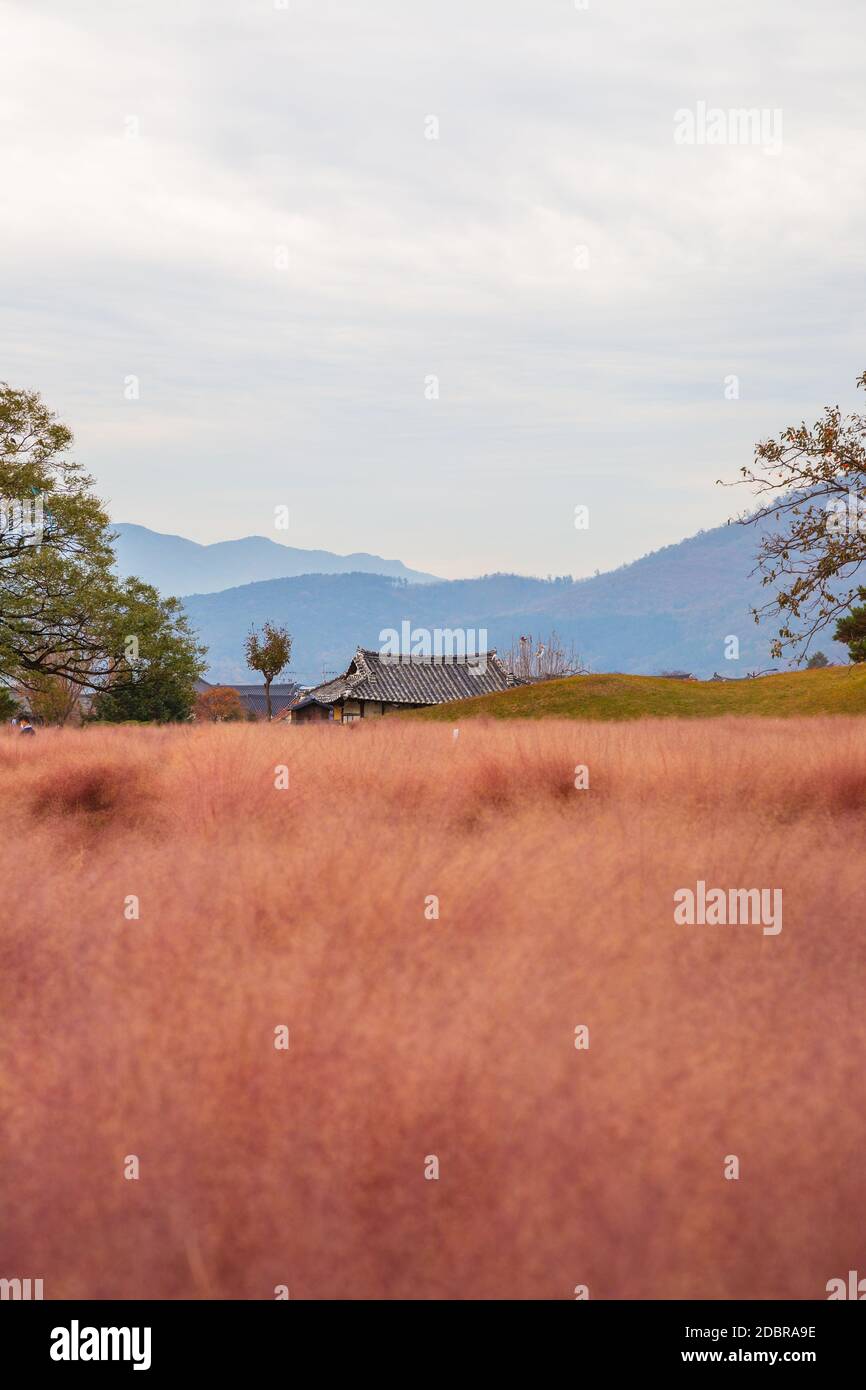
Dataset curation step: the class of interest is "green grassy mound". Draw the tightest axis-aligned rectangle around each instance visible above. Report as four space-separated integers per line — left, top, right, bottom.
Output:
402 665 866 721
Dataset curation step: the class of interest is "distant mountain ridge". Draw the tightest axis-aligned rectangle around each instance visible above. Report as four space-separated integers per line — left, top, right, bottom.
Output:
112 523 439 594
175 518 849 684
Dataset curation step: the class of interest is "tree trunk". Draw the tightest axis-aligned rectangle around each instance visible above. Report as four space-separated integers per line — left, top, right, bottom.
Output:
265 678 272 720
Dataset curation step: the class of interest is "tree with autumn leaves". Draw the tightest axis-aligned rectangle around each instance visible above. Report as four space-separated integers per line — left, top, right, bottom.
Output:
196 686 247 722
737 370 866 663
244 621 292 720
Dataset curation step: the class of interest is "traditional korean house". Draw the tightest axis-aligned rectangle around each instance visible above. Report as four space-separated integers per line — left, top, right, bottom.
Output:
281 646 512 723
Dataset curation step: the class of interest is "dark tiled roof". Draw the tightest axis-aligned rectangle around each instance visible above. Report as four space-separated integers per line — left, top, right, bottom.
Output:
197 680 300 715
283 647 511 714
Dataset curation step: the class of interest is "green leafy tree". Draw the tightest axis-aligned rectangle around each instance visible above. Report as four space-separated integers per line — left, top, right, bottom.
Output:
0 685 19 720
244 621 291 720
734 370 866 661
833 590 866 664
1 383 121 687
2 384 207 713
805 651 829 669
88 579 207 723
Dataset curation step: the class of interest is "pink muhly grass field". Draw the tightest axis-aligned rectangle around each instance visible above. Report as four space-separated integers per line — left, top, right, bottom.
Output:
1 716 865 1299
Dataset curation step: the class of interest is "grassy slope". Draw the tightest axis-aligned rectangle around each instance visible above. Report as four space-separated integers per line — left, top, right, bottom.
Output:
403 663 866 721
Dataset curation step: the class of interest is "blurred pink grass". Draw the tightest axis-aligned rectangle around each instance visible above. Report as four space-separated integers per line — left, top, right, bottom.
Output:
1 717 865 1299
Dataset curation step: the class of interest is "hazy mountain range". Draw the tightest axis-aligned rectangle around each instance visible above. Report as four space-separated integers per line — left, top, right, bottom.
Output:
112 519 846 685
112 523 439 592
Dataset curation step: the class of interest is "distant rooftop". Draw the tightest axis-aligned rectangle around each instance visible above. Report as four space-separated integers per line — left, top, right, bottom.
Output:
195 678 300 716
283 646 511 714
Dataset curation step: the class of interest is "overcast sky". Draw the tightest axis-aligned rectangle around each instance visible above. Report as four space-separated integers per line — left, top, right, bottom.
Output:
2 0 864 579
